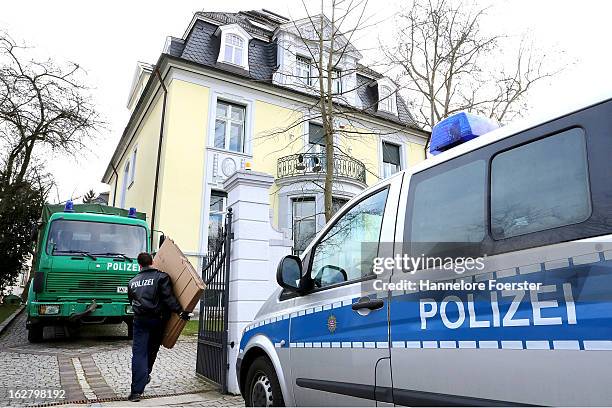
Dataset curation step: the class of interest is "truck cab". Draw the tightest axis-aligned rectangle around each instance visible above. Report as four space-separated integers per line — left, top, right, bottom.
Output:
26 203 150 342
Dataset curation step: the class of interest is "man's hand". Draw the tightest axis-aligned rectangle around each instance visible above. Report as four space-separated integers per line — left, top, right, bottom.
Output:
179 311 191 321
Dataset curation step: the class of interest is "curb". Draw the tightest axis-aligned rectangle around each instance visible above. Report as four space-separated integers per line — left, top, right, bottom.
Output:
0 304 25 336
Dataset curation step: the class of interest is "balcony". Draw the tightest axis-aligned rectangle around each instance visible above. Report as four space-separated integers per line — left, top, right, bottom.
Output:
277 153 367 184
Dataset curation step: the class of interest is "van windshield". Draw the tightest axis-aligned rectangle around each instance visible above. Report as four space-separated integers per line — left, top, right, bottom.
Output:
46 220 147 259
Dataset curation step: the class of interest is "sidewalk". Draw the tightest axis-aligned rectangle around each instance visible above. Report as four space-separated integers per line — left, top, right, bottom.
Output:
0 313 243 407
58 391 244 407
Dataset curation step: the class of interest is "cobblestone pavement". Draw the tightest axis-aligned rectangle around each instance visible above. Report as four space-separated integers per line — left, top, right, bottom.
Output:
0 312 244 407
60 391 244 407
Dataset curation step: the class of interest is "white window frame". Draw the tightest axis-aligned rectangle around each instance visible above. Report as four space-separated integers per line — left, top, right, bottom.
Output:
296 55 312 86
214 100 247 153
207 190 228 253
379 137 406 179
215 24 252 71
208 91 254 156
291 196 317 254
304 121 340 154
376 77 398 115
224 34 245 66
379 85 393 113
332 69 342 94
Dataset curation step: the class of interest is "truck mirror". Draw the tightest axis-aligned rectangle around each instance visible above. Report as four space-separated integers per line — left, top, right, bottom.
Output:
30 223 40 241
159 234 166 248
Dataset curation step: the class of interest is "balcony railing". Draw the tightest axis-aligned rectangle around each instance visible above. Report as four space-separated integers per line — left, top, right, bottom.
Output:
277 153 367 184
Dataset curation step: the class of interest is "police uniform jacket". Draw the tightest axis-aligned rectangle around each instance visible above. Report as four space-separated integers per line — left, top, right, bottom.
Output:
128 267 182 318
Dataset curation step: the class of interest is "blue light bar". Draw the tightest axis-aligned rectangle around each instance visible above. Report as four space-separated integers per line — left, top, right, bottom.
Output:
64 200 74 212
128 207 137 218
429 112 499 156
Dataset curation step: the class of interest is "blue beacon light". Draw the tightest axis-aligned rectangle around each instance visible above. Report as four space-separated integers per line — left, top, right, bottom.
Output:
64 200 74 212
429 112 499 156
128 207 137 218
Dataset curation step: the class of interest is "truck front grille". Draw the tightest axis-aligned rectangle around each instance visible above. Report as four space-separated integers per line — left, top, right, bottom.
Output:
45 272 132 296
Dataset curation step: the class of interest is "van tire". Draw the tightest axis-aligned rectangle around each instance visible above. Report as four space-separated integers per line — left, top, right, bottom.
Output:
27 324 43 343
244 356 284 407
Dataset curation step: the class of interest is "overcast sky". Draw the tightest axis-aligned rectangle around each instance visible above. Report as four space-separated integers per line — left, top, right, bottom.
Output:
2 0 612 203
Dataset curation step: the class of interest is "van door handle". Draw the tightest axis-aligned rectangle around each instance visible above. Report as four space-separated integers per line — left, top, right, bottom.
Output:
352 297 384 311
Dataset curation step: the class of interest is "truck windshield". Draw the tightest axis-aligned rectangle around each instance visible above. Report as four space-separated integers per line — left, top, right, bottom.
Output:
46 220 147 259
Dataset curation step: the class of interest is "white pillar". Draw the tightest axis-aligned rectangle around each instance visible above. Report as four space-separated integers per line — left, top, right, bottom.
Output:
223 170 292 395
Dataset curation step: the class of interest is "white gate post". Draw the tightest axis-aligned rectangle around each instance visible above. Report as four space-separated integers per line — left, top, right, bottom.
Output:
222 170 292 395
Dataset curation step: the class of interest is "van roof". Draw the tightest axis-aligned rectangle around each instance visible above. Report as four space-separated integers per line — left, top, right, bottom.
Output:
405 95 612 177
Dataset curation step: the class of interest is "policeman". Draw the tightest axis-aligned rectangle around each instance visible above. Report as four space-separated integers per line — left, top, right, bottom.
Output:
127 252 189 402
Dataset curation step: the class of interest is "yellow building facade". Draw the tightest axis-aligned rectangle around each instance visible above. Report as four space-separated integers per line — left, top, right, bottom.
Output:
102 11 429 267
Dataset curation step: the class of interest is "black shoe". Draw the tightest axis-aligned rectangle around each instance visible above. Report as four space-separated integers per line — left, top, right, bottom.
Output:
147 375 151 384
128 393 142 402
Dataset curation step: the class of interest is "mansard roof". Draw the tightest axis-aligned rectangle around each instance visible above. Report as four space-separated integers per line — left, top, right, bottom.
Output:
165 10 418 128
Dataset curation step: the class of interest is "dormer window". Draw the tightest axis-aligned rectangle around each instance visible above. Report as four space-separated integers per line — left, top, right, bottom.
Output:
215 24 252 71
332 69 342 94
224 34 244 65
378 85 394 113
296 56 312 86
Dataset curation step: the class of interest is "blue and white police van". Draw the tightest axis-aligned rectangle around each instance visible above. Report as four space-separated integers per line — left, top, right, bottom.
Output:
236 98 612 406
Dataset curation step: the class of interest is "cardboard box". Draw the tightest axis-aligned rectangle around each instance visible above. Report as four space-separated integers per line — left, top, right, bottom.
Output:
152 238 205 348
162 314 187 348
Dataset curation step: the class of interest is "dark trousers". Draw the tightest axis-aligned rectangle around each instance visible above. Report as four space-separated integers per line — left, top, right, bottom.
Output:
131 317 164 394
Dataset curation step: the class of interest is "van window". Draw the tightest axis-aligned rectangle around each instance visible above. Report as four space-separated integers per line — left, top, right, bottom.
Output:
491 128 591 239
309 188 388 288
409 160 486 256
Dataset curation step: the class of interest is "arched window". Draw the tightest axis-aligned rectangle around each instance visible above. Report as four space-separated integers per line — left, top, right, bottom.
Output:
224 34 245 66
379 85 393 112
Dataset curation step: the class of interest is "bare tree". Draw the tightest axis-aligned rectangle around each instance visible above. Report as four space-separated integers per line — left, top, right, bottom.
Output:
82 189 97 203
263 0 408 222
0 33 101 190
383 0 562 133
0 31 100 293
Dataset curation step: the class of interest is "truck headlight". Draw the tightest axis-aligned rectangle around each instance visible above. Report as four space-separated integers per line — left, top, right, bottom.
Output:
125 305 134 314
39 305 60 315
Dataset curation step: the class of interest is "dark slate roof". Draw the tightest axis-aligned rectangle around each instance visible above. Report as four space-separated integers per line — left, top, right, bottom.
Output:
195 10 285 40
355 73 416 126
167 11 419 129
356 63 383 79
179 20 278 82
165 37 185 57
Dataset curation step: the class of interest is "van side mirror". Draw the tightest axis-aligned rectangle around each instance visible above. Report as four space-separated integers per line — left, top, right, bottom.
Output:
159 234 166 249
276 255 303 292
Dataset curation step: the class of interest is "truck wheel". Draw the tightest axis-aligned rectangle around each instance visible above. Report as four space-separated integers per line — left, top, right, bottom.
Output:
27 324 44 343
126 321 134 340
67 324 81 339
244 356 284 407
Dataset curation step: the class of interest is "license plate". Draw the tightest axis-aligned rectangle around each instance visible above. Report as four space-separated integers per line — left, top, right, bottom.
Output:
116 286 128 294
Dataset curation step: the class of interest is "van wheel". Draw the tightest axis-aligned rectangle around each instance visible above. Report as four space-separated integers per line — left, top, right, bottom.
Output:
244 356 284 407
28 324 44 343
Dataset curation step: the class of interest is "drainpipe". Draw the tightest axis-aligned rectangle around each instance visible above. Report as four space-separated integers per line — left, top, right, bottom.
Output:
151 68 168 248
110 163 119 206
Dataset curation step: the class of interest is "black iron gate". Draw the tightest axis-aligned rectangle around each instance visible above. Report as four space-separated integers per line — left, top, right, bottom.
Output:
196 207 233 393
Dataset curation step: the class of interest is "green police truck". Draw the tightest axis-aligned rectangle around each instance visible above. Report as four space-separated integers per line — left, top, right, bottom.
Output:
26 202 150 342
